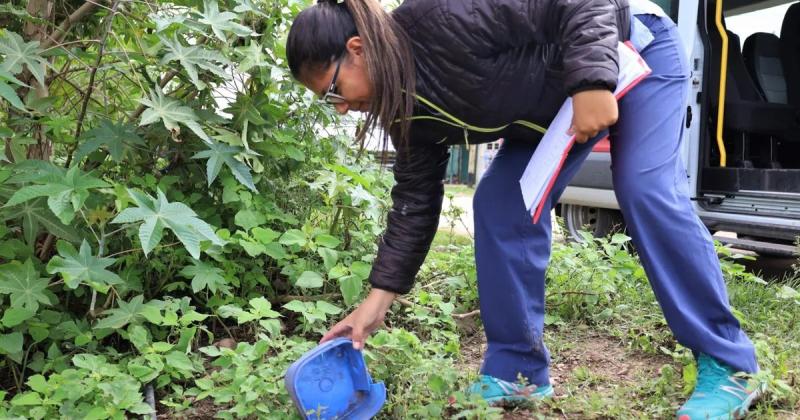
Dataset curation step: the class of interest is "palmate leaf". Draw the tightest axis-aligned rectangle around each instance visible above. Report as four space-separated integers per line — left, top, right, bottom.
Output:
233 0 268 17
179 260 230 294
111 188 226 259
3 165 110 224
0 31 49 86
0 67 26 86
73 120 145 163
6 159 63 183
0 81 25 110
138 90 210 141
0 67 29 111
46 240 122 292
6 184 70 207
94 295 146 329
151 13 187 32
224 92 268 128
0 259 50 311
161 36 231 90
191 140 257 191
197 0 253 42
0 198 81 245
235 41 268 73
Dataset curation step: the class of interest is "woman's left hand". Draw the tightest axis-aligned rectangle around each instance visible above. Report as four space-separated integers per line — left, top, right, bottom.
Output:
569 89 618 143
319 288 396 350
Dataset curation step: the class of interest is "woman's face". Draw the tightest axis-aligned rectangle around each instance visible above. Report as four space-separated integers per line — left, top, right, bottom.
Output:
300 36 373 115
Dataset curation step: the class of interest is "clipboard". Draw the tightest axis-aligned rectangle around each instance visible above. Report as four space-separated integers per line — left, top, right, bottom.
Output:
519 41 652 224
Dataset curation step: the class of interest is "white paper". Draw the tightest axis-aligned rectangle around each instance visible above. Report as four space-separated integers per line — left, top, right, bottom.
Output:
519 42 651 222
519 98 573 211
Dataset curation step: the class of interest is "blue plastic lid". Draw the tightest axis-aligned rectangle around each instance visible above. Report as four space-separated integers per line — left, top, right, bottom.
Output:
285 338 386 419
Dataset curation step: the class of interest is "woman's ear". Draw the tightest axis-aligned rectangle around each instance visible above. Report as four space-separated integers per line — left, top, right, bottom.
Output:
345 36 364 57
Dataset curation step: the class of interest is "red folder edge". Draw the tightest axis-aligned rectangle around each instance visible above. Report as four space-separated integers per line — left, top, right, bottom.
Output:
531 41 652 224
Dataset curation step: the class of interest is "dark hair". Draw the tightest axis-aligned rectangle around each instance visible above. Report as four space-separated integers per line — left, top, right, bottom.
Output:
286 0 416 146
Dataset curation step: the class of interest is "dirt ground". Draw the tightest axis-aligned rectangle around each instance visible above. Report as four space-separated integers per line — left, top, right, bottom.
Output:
546 335 669 390
458 322 680 419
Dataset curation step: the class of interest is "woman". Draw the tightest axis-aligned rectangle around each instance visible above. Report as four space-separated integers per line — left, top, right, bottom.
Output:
285 0 764 417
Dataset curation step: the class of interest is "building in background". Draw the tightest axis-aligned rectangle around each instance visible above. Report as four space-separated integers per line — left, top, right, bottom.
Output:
475 140 503 183
444 140 503 186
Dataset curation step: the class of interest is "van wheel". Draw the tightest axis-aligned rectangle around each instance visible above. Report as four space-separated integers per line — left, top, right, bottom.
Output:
562 204 625 242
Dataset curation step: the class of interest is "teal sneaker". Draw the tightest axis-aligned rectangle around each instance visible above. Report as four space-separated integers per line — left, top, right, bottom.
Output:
467 374 554 405
677 354 766 420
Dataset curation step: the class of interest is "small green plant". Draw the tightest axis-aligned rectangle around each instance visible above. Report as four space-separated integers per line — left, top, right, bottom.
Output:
441 192 472 244
2 354 155 419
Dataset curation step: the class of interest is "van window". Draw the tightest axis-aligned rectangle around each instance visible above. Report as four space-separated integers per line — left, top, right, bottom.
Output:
726 1 798 45
651 0 678 21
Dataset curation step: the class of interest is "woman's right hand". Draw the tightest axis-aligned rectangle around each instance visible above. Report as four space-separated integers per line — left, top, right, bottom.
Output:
570 89 618 143
320 288 397 350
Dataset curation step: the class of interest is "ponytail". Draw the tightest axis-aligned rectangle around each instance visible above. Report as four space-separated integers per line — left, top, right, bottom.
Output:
286 0 416 147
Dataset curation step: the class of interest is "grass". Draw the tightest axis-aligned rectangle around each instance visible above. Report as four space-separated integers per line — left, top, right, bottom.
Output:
432 229 473 248
136 230 797 420
444 183 476 198
149 227 797 419
375 229 800 419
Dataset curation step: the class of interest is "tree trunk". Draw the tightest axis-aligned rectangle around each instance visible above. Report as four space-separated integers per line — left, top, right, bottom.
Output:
24 0 53 160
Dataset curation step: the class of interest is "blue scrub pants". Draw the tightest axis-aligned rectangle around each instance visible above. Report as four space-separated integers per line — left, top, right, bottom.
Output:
473 14 759 387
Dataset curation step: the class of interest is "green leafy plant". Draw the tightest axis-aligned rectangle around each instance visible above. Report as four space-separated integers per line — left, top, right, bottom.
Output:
111 188 225 259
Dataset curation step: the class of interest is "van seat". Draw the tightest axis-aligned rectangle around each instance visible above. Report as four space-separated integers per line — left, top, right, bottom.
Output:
708 27 800 142
743 33 788 104
781 3 800 110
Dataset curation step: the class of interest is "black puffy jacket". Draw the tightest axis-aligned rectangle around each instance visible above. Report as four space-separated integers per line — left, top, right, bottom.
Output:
368 0 631 294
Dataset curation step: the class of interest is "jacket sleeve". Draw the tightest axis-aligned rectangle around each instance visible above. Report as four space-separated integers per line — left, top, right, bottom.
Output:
462 0 629 95
368 142 450 294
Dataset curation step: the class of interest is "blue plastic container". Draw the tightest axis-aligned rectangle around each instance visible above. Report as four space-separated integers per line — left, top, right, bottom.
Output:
285 338 386 419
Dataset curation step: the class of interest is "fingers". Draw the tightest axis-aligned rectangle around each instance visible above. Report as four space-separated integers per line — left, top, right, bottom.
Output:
320 290 394 350
351 325 365 350
320 322 352 344
320 319 366 351
568 126 597 144
570 89 617 144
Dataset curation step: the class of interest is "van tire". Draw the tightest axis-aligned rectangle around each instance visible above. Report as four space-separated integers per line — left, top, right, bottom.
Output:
563 204 625 241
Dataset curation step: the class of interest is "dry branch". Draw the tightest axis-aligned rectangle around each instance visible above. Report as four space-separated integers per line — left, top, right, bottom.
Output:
41 0 105 50
452 309 481 319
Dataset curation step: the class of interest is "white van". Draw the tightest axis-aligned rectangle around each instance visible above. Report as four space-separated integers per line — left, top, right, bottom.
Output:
558 0 800 256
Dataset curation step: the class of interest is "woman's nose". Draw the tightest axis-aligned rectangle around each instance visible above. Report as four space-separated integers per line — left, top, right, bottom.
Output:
334 102 349 115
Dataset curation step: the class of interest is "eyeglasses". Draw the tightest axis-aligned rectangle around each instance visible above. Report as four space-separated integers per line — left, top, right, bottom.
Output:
321 58 346 105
